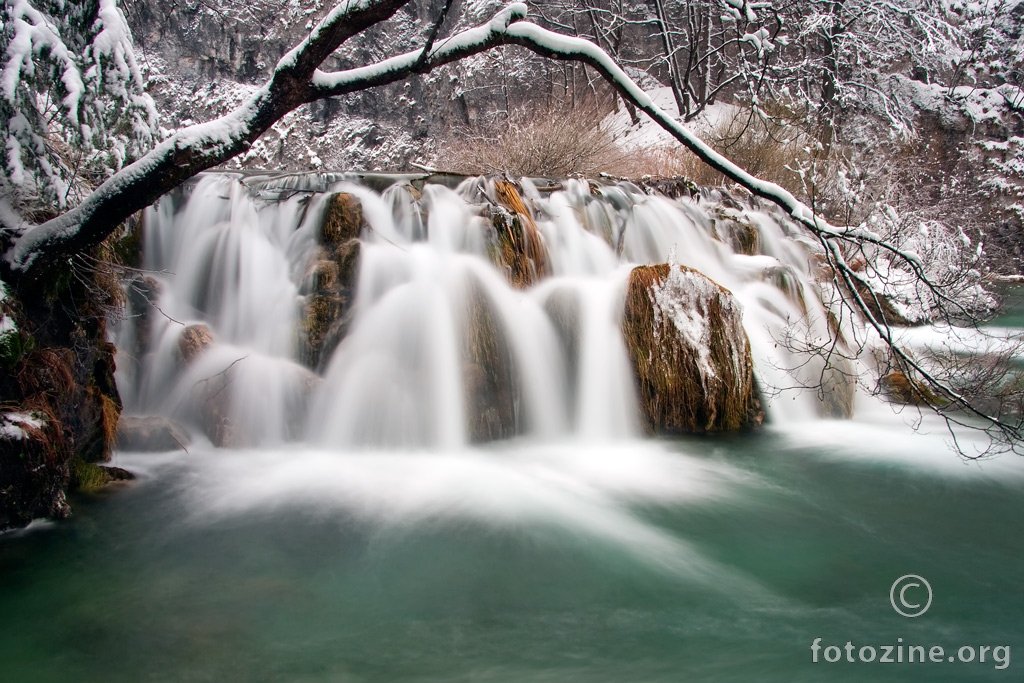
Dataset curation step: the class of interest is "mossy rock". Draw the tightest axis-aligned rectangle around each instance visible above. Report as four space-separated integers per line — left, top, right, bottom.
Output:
299 240 361 369
490 180 549 288
714 210 760 255
334 239 361 291
460 278 518 442
320 193 366 248
301 294 345 368
308 259 339 294
70 458 134 493
177 324 215 366
880 371 943 406
1 243 128 530
622 264 763 434
0 413 71 530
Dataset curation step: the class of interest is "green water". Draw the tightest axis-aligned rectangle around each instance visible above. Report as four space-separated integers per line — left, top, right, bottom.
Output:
1 418 1021 682
989 283 1024 328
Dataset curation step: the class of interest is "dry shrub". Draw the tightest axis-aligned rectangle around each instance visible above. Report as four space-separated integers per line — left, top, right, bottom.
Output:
433 99 843 197
435 105 631 177
614 102 868 226
622 103 822 191
16 348 76 405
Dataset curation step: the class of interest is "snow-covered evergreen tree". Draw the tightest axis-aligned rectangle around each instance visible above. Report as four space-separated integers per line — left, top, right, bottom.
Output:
1 0 157 213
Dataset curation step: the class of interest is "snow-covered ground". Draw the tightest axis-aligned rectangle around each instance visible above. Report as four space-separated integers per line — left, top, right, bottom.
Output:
602 86 740 152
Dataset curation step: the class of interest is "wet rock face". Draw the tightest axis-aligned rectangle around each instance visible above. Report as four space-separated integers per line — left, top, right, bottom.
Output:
880 370 941 406
0 413 71 529
489 180 550 289
301 194 365 370
622 263 763 434
460 279 518 442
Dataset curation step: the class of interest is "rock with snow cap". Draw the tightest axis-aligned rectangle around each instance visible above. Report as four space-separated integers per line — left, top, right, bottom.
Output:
622 263 763 433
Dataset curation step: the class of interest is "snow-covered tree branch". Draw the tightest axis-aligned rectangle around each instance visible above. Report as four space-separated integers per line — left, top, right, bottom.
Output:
0 0 951 276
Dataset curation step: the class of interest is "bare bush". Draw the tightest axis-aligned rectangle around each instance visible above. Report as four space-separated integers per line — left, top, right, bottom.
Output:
433 104 635 177
625 103 860 208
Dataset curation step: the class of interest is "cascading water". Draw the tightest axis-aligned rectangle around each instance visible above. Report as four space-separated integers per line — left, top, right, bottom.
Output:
116 171 858 449
10 173 1024 683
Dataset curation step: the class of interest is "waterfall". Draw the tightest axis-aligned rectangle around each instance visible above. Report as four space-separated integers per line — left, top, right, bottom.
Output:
116 172 859 450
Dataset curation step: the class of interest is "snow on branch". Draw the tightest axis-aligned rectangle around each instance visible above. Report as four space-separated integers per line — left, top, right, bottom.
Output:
2 0 954 286
2 0 83 118
309 3 529 96
0 0 987 327
4 0 414 274
1 0 158 210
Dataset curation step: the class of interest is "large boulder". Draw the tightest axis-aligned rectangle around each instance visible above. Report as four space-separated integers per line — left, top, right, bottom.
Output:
171 324 239 447
622 264 763 434
116 415 192 452
194 363 240 448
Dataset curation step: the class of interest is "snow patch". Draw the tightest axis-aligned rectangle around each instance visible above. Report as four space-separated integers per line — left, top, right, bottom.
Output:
0 412 44 440
648 255 742 385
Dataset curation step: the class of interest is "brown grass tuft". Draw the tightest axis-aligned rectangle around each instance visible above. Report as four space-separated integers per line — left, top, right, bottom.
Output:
100 393 120 447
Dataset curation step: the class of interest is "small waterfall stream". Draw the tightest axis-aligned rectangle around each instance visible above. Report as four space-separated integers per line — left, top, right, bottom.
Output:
117 172 858 449
8 173 1024 683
